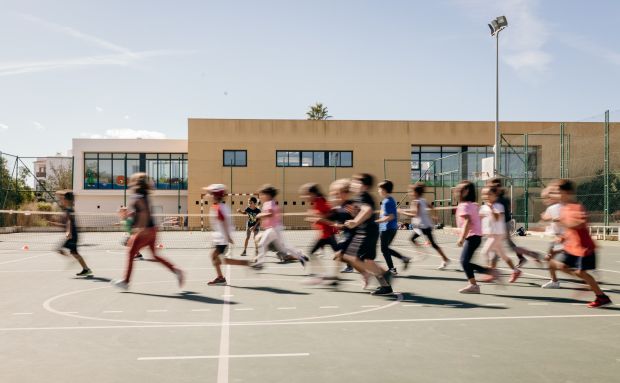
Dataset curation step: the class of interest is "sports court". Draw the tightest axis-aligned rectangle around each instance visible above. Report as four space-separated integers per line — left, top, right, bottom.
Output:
2 229 619 383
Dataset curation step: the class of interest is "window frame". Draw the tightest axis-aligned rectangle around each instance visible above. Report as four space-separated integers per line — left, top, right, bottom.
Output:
275 150 353 168
223 150 247 167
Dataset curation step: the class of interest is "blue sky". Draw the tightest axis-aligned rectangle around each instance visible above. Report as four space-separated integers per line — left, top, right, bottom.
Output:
0 0 618 156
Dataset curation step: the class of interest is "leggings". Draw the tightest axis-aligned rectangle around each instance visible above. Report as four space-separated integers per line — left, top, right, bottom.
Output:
460 235 489 279
411 227 441 250
380 229 406 269
125 227 176 282
310 236 339 255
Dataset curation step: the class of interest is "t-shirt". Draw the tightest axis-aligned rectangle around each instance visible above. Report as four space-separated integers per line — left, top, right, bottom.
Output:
330 199 356 241
244 207 261 227
379 196 398 232
131 193 155 228
479 203 506 235
210 203 234 245
560 203 595 257
456 202 482 238
412 198 433 229
544 203 563 236
312 196 337 239
64 207 78 241
260 200 281 230
354 191 378 234
497 194 512 223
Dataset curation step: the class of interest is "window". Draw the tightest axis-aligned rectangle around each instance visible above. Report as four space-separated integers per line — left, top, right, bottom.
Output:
223 150 247 167
276 151 352 167
83 152 187 190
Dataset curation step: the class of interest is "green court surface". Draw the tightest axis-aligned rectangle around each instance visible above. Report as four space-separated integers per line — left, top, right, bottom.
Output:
1 231 620 383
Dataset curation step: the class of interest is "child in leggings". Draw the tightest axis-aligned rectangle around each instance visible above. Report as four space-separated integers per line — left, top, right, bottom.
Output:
376 180 411 274
455 181 498 294
400 182 450 270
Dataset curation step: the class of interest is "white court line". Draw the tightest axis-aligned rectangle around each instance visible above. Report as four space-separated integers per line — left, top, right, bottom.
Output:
277 307 297 310
361 305 379 308
61 311 79 314
217 265 232 383
402 304 424 307
319 306 338 309
485 303 506 306
146 310 168 313
12 312 33 315
191 309 211 312
0 253 49 265
234 308 254 311
4 313 620 332
103 311 123 313
138 353 309 361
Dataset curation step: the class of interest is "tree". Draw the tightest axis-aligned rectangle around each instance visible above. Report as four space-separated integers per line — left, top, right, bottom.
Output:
46 163 73 191
0 156 34 209
306 102 332 120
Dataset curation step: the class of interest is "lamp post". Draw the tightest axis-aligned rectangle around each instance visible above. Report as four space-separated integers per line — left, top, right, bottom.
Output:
488 15 508 177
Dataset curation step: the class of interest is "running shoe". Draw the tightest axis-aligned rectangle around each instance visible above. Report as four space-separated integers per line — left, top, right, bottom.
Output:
251 262 264 270
371 286 394 296
299 255 310 269
437 260 450 270
587 295 612 308
240 250 247 257
340 265 354 273
459 284 480 294
402 256 411 270
112 279 129 290
207 276 227 286
541 280 560 289
516 257 528 268
76 268 93 277
389 267 398 275
509 269 522 283
134 253 144 260
174 268 185 287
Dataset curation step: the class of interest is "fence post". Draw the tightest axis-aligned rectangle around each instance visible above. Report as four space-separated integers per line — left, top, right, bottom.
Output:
524 134 529 229
560 123 565 178
604 110 610 227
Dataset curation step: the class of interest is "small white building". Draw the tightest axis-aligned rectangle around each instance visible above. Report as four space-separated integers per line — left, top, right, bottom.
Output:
72 139 188 214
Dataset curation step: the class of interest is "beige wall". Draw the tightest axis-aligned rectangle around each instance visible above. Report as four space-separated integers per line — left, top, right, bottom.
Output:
187 119 564 214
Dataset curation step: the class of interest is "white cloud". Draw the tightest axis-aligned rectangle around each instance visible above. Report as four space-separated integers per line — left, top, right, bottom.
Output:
33 121 45 130
0 123 8 131
456 0 552 73
95 106 104 112
84 129 166 139
124 115 130 120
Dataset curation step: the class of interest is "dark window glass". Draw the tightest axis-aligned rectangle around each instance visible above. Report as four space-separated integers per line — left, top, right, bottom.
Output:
313 152 325 167
301 152 313 167
340 152 352 167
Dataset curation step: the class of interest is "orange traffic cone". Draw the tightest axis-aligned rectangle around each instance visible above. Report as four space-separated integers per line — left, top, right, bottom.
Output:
22 245 29 251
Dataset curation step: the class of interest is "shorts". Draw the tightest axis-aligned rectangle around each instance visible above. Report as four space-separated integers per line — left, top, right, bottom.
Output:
345 229 379 261
61 239 78 253
556 251 596 271
215 245 228 254
246 224 260 234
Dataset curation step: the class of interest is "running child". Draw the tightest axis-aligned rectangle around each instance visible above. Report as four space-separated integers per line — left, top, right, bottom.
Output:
479 186 521 283
547 179 611 308
300 183 339 258
375 180 411 274
118 206 143 260
538 183 564 288
344 173 393 296
253 184 308 269
237 196 261 257
399 182 450 270
205 184 253 286
112 173 184 290
455 181 498 294
55 191 92 277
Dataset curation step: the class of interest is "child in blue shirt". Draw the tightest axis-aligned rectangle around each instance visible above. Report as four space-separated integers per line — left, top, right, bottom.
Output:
375 180 411 274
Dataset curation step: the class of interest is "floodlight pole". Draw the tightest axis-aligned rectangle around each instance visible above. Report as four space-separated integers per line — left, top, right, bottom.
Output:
494 30 500 177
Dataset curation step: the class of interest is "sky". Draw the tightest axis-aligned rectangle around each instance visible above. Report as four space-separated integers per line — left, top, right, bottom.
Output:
0 0 619 156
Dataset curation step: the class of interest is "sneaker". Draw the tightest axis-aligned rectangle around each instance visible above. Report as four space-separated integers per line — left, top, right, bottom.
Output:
588 295 612 308
389 267 398 275
134 253 144 260
541 280 560 289
240 250 247 257
459 284 480 294
76 268 93 277
437 260 450 270
299 255 310 269
509 269 522 283
516 257 528 268
480 268 500 283
174 268 185 287
340 265 354 273
402 257 411 270
371 286 394 296
251 262 264 271
207 276 227 286
112 279 129 290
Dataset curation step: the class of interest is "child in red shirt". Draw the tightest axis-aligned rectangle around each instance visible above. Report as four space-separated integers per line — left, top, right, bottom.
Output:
549 179 611 308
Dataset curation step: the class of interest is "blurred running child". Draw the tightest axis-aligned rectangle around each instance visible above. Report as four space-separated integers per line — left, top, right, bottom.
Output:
112 173 184 290
300 183 339 257
455 181 498 294
400 182 450 270
376 180 411 274
547 179 611 308
344 173 393 296
205 184 253 286
479 186 521 283
237 196 261 256
56 191 92 277
118 206 143 260
254 184 308 269
538 183 564 288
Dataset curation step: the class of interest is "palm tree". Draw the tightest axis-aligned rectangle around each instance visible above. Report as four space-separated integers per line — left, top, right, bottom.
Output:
306 102 332 120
